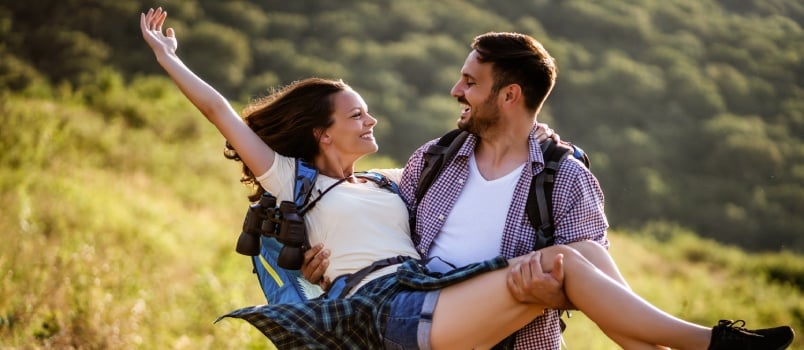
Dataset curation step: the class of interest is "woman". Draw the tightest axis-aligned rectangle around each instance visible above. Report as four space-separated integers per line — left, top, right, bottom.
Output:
140 8 794 350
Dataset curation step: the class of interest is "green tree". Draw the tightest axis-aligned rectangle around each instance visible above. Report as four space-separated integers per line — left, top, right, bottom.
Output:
181 22 251 97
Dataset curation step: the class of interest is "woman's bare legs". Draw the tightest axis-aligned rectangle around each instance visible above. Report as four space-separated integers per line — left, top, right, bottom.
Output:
567 242 670 349
567 241 629 288
430 245 712 350
430 255 550 349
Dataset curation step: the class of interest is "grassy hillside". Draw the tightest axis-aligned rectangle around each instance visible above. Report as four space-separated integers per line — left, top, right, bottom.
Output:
1 80 801 348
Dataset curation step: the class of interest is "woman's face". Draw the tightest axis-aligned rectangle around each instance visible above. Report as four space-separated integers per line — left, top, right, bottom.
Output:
320 89 378 159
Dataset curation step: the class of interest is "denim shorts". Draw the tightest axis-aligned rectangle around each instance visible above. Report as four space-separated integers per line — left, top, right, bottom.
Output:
383 288 440 350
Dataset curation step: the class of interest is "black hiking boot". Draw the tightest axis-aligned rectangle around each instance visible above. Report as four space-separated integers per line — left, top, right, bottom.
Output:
708 319 794 350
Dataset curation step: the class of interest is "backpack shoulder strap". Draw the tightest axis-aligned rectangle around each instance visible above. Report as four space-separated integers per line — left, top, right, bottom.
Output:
300 169 402 215
355 171 401 195
526 139 577 250
415 129 469 202
526 140 589 332
294 158 319 207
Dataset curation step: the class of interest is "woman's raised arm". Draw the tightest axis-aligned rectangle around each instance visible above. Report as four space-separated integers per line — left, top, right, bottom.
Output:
140 8 274 176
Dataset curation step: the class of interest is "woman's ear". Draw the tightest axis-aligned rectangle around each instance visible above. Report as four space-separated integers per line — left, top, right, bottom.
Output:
315 128 332 145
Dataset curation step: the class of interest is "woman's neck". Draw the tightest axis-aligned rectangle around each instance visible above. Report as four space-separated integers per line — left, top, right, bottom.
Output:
313 154 357 180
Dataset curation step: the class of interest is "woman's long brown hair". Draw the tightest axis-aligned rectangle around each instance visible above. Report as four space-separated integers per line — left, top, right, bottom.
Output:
224 78 349 201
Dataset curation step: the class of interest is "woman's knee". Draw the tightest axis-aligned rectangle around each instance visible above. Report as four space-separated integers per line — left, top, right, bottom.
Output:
541 244 586 262
519 244 588 273
567 240 608 257
507 245 591 271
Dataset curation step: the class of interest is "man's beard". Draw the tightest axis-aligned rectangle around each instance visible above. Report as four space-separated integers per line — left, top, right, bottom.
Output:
458 94 500 135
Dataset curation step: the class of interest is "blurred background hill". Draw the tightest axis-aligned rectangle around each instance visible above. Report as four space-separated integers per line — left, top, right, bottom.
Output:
3 0 801 251
1 0 802 348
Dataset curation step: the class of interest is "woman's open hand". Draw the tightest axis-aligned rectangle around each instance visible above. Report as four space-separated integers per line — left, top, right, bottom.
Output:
140 8 177 57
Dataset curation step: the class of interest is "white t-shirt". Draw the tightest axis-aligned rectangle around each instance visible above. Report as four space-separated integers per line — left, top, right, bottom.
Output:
427 154 524 272
256 155 420 290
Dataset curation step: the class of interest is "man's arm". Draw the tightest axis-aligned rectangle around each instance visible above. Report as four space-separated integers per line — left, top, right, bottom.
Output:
553 159 609 247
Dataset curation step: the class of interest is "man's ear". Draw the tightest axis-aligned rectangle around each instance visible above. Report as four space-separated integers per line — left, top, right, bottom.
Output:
502 84 522 104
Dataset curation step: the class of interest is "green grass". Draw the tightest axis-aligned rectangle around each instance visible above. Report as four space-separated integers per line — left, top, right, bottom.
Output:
1 85 801 349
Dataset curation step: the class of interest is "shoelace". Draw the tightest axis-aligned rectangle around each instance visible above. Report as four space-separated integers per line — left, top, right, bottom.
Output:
721 320 747 329
717 320 762 340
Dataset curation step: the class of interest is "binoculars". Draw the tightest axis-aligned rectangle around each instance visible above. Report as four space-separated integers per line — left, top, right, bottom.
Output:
235 192 308 270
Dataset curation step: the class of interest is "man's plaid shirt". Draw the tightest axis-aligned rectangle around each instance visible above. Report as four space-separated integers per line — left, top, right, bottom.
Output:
399 125 610 349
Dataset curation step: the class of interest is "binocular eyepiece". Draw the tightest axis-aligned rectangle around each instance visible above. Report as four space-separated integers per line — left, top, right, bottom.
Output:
236 193 308 270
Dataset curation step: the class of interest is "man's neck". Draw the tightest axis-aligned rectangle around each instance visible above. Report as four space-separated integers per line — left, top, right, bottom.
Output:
473 122 534 181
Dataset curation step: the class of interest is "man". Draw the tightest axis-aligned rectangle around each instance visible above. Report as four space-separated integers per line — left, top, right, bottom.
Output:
304 32 624 349
301 32 796 350
398 32 613 349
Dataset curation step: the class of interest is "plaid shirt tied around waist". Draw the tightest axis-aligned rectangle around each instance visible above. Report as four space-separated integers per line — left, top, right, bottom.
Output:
218 256 509 350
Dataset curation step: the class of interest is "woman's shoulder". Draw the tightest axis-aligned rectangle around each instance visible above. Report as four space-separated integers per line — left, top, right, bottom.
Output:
256 153 294 179
255 153 296 199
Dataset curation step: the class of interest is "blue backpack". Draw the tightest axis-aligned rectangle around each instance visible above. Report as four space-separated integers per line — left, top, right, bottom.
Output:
235 158 400 304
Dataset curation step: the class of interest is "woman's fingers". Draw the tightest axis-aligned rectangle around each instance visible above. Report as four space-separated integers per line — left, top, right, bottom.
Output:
140 13 146 33
157 9 167 32
140 8 165 33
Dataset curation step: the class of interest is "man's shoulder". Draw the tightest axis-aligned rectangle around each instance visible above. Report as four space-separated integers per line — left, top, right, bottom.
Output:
404 131 471 169
400 137 441 194
418 137 441 152
403 138 439 170
558 153 589 172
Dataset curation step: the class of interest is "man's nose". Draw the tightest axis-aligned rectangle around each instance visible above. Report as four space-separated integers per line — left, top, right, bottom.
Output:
450 81 462 98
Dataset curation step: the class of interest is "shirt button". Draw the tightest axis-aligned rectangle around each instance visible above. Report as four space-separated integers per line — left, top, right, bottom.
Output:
438 214 445 220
